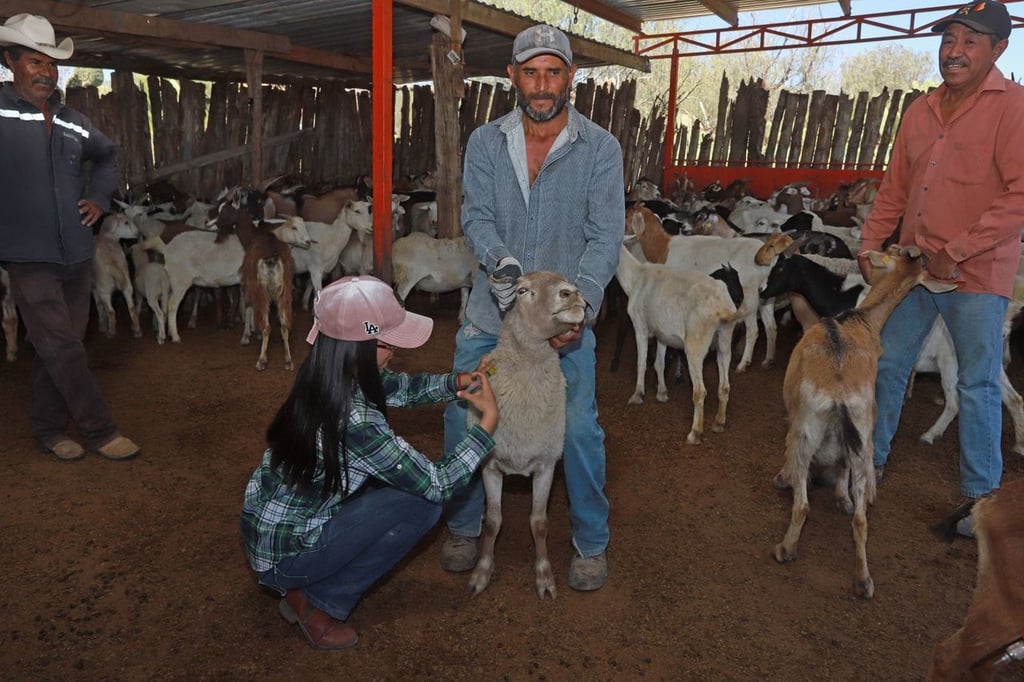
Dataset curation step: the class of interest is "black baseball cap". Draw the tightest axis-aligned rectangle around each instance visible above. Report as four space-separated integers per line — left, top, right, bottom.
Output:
931 1 1012 41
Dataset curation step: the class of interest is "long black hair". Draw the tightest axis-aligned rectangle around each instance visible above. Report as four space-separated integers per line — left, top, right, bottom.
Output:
266 336 388 498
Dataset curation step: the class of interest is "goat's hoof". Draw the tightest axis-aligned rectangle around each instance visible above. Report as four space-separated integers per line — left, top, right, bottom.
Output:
835 497 855 516
712 422 726 433
854 576 875 599
656 392 669 403
773 543 797 564
157 338 165 345
627 395 644 405
736 364 750 374
773 473 791 490
284 361 294 371
686 431 703 445
761 360 775 369
256 361 268 371
133 330 142 338
918 433 937 445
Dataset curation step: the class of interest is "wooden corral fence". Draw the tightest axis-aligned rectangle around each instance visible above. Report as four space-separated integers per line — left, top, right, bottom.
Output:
666 73 923 198
61 73 665 202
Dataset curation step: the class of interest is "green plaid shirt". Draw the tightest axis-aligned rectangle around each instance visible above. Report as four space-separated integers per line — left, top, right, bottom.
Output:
240 370 494 572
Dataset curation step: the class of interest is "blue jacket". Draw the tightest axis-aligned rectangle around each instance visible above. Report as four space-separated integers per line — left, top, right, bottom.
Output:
461 104 625 336
0 83 119 265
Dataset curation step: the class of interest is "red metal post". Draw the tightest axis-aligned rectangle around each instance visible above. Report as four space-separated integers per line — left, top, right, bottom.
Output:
372 0 394 283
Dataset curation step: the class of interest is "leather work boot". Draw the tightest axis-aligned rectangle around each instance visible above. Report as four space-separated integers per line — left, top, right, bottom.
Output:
440 532 478 572
94 436 141 460
279 590 358 650
568 552 608 591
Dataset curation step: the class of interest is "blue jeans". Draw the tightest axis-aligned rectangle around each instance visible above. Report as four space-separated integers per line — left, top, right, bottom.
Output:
442 321 610 557
259 483 441 621
873 288 1006 498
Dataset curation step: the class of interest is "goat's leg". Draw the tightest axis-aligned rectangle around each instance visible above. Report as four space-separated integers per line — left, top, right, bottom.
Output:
468 462 503 596
122 284 142 338
919 363 959 445
654 341 670 403
683 339 710 445
278 304 293 371
255 306 271 371
628 323 649 404
850 456 874 599
187 287 201 329
773 426 812 562
712 323 734 433
758 299 777 369
165 281 190 343
530 464 557 599
998 368 1024 456
150 293 167 344
735 310 758 373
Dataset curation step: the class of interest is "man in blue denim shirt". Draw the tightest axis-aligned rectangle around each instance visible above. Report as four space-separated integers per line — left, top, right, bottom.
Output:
440 24 624 591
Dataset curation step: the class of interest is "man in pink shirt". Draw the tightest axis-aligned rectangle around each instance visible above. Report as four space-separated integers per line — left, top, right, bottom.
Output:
857 1 1024 537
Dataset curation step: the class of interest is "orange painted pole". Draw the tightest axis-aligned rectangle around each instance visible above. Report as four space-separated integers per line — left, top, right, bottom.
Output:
372 0 394 283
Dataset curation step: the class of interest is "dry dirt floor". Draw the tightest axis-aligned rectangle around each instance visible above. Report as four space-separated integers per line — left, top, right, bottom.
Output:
1 289 1023 681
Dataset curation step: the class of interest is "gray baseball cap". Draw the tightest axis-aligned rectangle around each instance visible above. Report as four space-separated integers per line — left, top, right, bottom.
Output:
512 24 573 65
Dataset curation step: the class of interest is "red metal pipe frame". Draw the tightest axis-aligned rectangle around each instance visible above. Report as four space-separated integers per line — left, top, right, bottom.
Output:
636 1 1024 58
372 0 394 283
660 44 679 194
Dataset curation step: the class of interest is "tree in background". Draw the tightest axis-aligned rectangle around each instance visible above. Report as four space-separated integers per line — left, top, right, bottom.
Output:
67 66 105 89
840 44 937 95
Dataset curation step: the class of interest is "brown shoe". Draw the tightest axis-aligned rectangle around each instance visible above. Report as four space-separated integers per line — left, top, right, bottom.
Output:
41 437 85 461
94 436 141 460
279 590 358 650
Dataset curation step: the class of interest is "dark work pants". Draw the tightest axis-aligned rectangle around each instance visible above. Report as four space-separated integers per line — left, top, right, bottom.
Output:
6 261 118 449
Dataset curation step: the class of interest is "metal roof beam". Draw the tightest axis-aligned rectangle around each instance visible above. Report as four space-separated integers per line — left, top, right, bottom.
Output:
636 1 1024 58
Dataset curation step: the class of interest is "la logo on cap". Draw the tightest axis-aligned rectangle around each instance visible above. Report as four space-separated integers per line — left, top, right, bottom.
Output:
363 321 380 335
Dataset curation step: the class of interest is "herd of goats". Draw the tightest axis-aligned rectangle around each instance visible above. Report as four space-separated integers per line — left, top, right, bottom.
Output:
0 169 1021 676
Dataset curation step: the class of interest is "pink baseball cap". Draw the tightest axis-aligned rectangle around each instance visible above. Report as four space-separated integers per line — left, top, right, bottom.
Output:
305 275 433 348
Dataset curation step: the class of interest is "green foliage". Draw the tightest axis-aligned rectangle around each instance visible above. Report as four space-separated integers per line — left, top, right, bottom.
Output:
840 44 938 95
67 66 105 89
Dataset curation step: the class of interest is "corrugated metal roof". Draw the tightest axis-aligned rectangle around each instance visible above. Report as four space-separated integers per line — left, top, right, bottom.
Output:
1 1 865 86
600 0 839 24
2 1 648 85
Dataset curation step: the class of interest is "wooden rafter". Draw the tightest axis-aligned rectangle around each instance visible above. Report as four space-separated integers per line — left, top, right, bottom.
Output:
564 1 642 33
698 0 739 27
397 0 649 72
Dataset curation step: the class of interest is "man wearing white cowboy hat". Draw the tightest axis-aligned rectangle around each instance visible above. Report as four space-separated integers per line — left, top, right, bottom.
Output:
1 13 141 461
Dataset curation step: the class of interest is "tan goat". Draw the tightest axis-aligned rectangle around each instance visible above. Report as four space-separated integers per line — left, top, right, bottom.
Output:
927 479 1024 681
773 245 956 599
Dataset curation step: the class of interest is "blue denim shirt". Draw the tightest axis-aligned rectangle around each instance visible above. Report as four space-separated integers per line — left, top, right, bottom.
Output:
462 104 625 335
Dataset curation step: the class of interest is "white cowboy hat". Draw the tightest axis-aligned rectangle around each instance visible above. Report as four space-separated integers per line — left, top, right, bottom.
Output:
0 13 74 60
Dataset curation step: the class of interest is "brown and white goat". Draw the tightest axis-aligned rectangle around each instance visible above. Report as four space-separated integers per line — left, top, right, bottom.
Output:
212 189 310 371
773 245 956 599
927 478 1024 681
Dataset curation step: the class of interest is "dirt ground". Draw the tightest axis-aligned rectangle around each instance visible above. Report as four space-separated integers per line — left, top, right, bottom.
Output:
1 289 1023 681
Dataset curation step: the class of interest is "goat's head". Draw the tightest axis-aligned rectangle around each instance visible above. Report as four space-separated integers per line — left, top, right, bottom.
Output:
268 216 313 249
506 271 586 337
862 245 958 294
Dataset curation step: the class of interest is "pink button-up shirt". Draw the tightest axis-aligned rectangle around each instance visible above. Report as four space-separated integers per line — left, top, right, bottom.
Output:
859 66 1024 298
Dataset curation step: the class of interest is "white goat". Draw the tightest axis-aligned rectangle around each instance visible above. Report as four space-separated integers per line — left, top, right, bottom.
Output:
466 271 586 599
92 213 141 339
292 200 373 309
615 244 745 444
626 205 778 372
142 202 312 344
773 245 957 599
392 232 477 323
128 243 171 344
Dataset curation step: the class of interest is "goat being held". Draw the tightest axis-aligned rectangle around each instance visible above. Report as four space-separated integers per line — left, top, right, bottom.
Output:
465 271 586 599
773 245 956 599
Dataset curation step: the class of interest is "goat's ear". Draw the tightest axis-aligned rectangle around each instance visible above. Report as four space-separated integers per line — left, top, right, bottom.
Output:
920 276 959 294
263 197 277 219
